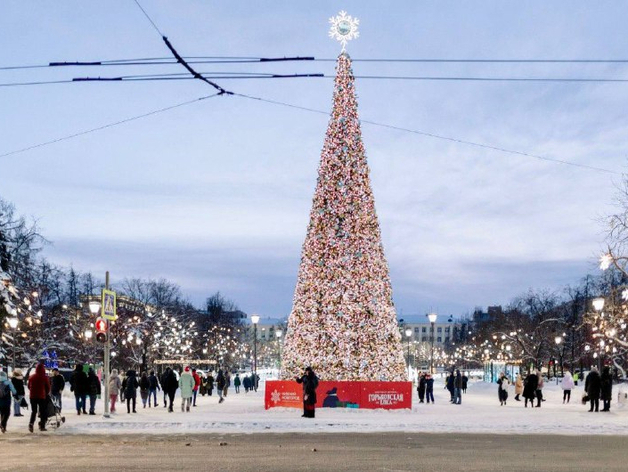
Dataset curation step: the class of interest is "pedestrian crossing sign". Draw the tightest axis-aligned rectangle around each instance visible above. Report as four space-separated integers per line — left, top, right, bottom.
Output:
101 289 117 320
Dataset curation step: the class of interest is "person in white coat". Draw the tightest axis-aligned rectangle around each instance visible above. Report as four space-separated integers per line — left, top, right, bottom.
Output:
561 371 575 404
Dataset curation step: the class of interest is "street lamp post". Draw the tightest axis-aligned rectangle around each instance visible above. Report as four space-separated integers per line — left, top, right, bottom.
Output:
276 329 283 378
427 313 437 374
405 328 412 380
8 317 18 371
555 335 564 384
592 298 605 371
251 314 260 386
88 298 105 417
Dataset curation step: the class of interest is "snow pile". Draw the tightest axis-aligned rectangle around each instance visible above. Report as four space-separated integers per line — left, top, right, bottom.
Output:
4 378 625 436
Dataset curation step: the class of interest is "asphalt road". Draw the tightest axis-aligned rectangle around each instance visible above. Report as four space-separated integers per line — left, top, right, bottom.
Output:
1 432 625 472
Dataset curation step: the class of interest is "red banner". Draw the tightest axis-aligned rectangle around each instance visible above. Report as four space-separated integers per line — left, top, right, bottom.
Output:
265 380 412 410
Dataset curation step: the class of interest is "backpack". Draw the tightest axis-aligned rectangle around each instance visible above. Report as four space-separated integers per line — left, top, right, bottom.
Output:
0 382 9 399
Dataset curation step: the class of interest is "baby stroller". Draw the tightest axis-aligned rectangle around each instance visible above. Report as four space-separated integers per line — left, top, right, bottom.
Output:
42 395 66 430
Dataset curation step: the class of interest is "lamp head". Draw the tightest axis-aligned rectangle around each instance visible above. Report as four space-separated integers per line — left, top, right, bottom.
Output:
88 301 101 315
405 328 412 337
427 313 437 323
251 314 260 324
8 317 18 329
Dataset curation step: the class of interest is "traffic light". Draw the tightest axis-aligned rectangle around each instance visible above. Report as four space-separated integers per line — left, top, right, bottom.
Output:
95 317 107 343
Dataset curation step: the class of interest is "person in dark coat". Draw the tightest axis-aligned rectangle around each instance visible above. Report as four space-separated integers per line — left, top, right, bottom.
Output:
453 370 463 404
523 371 538 408
87 367 101 415
27 362 50 432
462 372 469 393
122 370 138 414
216 370 226 404
585 367 601 412
445 372 455 402
160 367 177 412
50 368 65 413
139 371 150 409
148 370 160 407
417 373 426 403
10 369 25 417
600 366 613 412
242 374 251 393
70 363 88 415
206 372 215 396
296 366 319 418
425 374 435 403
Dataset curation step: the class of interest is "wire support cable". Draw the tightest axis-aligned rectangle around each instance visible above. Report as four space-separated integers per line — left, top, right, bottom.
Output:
0 93 223 158
233 92 620 175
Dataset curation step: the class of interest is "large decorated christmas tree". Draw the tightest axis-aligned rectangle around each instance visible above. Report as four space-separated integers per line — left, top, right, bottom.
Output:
281 13 406 381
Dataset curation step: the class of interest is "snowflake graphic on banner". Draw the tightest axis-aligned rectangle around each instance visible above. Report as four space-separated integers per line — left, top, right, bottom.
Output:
271 390 281 404
329 11 359 51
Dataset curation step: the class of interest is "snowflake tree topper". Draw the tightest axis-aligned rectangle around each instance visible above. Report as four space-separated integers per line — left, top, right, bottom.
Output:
329 11 359 51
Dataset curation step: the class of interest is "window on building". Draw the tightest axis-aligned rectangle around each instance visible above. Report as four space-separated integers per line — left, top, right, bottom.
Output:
445 337 449 343
414 327 420 332
437 327 442 333
421 336 427 342
422 327 426 333
437 337 442 343
445 327 450 333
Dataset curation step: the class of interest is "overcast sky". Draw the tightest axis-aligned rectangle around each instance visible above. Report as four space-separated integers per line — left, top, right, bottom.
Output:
2 1 627 320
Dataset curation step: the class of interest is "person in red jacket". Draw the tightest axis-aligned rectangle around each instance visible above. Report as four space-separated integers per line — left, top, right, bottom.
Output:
192 369 201 407
27 362 51 432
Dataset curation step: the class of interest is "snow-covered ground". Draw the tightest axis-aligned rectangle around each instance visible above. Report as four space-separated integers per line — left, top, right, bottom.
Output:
6 379 628 435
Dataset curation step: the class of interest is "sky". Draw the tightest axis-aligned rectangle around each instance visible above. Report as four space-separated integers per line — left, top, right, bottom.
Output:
2 1 628 320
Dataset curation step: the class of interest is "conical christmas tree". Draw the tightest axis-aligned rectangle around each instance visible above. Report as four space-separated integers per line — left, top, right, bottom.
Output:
281 52 406 381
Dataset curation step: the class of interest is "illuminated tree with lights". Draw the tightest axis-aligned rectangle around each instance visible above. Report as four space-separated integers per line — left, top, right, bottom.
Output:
281 51 405 381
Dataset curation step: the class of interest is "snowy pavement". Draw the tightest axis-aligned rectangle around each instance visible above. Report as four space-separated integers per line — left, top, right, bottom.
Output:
5 379 627 436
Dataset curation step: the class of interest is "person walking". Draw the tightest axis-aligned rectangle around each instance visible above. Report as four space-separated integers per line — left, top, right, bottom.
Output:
561 371 575 404
453 370 463 405
417 372 426 403
148 370 160 407
10 369 25 417
139 371 150 409
234 373 241 394
600 366 613 412
296 366 319 418
223 371 231 397
0 370 18 433
514 374 523 402
425 373 435 404
585 366 601 412
109 369 122 413
27 362 50 432
216 370 226 404
242 374 251 393
179 366 194 412
87 367 101 415
192 369 201 406
122 370 138 414
50 368 65 412
70 363 88 415
161 367 178 412
497 373 509 406
206 372 215 396
523 371 538 408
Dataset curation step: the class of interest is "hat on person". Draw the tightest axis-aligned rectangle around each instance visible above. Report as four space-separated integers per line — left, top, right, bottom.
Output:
184 366 191 372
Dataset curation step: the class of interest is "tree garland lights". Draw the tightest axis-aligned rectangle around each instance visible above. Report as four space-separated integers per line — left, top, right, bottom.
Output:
281 53 406 381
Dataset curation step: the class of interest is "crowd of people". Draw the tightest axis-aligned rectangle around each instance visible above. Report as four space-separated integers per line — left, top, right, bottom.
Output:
0 360 261 433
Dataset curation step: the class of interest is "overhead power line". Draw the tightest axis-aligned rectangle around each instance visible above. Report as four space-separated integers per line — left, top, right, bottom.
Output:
6 56 628 71
4 73 628 87
233 92 620 176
